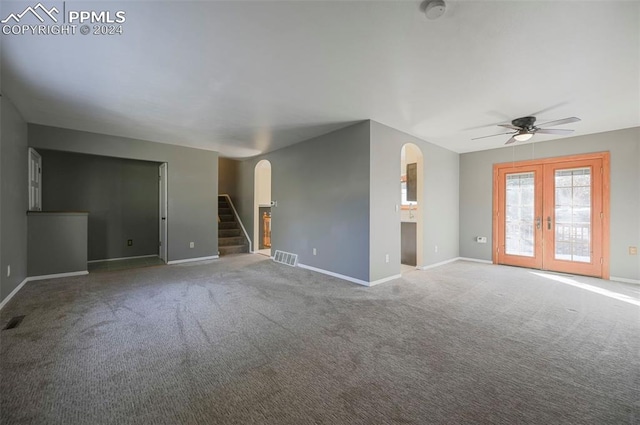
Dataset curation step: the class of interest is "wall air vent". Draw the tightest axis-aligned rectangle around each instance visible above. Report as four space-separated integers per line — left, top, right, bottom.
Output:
273 250 298 267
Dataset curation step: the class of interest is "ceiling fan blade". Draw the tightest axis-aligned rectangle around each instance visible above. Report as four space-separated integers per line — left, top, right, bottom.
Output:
472 131 516 140
497 124 522 130
504 136 517 145
527 102 569 118
536 117 581 127
535 128 574 135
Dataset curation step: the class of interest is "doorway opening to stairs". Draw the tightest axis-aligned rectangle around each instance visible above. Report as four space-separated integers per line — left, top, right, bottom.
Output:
254 160 272 257
217 195 249 256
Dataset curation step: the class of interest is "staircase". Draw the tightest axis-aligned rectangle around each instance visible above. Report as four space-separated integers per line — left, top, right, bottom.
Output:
218 195 249 255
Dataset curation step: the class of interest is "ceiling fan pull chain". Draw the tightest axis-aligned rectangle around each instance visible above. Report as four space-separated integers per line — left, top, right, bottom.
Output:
529 134 536 160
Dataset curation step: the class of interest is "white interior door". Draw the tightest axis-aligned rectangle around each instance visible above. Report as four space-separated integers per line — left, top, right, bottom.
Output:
28 148 42 211
159 163 168 262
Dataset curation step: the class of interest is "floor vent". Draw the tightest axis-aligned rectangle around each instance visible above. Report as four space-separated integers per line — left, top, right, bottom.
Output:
3 315 25 331
273 250 298 267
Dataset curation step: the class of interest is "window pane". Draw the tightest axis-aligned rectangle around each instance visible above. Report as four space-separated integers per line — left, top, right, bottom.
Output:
555 172 572 187
556 207 571 224
572 207 590 224
554 168 591 263
505 172 535 257
573 187 590 207
573 172 590 186
555 188 572 206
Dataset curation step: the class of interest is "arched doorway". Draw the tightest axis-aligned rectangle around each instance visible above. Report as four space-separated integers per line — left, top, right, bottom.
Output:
400 144 424 271
254 160 272 256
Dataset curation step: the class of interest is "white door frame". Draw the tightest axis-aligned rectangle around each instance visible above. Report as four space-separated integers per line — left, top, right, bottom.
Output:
159 163 168 263
28 148 42 211
254 160 272 254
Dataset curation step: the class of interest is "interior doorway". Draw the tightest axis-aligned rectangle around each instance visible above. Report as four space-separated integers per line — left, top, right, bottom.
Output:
400 144 424 271
493 152 610 278
254 160 272 257
159 163 168 263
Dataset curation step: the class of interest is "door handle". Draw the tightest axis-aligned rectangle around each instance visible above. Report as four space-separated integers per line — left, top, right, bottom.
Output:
547 216 552 230
536 217 541 230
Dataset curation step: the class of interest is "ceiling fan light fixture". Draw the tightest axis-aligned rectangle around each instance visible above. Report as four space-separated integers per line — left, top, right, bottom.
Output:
514 132 533 142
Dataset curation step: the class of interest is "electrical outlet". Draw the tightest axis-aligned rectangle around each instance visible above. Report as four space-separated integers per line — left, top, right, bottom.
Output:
476 236 487 244
7 265 10 278
630 246 638 255
313 248 317 256
435 245 438 253
127 239 133 246
189 242 195 248
385 254 389 263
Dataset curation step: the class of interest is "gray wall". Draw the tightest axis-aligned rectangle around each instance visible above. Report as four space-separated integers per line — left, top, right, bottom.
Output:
0 96 29 304
29 125 218 263
28 213 88 276
369 121 460 281
40 150 159 261
218 157 239 201
460 127 640 281
237 122 371 282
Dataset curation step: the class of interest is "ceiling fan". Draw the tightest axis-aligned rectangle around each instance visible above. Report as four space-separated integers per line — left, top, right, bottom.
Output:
472 116 581 145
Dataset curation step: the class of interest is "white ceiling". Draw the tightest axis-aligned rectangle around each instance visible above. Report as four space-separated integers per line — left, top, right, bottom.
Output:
2 1 638 157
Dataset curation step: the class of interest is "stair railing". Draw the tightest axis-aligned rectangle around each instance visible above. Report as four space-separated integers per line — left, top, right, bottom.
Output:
219 194 252 253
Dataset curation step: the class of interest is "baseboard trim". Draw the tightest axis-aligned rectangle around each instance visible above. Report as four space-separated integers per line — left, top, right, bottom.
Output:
27 271 89 282
458 257 494 264
610 276 640 285
297 263 371 287
167 255 218 265
369 274 403 287
0 277 29 311
88 254 158 263
297 263 402 287
419 257 461 270
1 270 93 309
418 257 492 271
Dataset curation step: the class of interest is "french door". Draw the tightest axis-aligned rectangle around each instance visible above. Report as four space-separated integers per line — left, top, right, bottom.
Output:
494 152 609 278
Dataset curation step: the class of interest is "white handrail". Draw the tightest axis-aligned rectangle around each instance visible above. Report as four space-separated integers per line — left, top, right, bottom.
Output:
219 194 252 253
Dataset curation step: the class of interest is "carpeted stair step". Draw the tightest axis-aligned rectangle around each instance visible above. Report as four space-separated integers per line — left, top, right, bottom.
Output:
219 207 232 215
219 244 249 255
219 228 241 237
218 221 239 230
219 236 246 246
219 214 235 222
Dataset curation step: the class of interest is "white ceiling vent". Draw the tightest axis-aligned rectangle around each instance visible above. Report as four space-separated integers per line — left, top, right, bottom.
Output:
273 250 298 267
424 0 446 20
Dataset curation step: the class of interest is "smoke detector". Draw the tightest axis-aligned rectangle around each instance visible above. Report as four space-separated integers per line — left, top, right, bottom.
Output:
425 0 446 20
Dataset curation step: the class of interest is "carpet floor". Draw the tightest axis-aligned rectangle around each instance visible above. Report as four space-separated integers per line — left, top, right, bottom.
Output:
1 255 638 424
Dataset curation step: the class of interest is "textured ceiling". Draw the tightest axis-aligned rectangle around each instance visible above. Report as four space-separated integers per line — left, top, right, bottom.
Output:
1 1 638 157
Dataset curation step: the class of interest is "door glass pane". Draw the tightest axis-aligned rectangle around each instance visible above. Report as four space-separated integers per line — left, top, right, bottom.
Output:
505 172 535 257
554 168 591 262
